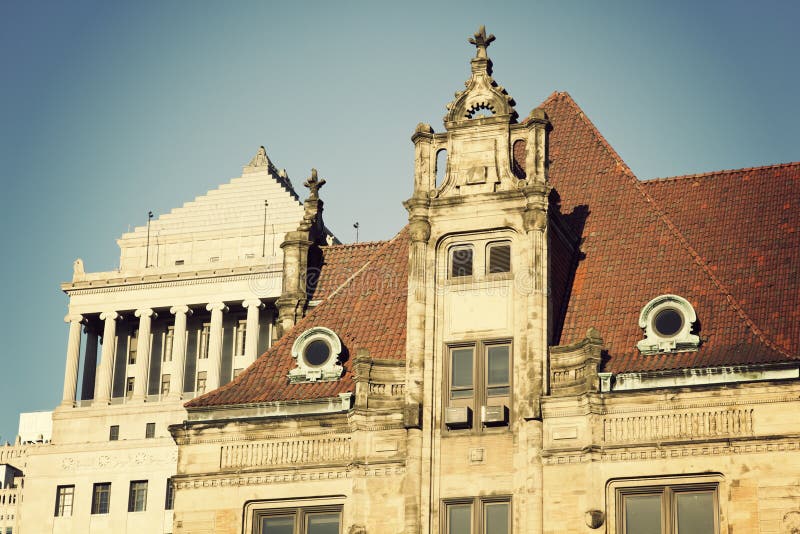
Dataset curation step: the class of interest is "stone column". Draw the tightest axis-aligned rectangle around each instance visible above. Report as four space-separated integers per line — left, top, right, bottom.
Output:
242 299 264 365
132 308 157 401
95 311 121 404
205 302 228 391
60 314 86 407
169 305 192 399
81 325 100 401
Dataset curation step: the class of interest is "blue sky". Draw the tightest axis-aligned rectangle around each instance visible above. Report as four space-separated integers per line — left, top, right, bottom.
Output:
0 0 797 440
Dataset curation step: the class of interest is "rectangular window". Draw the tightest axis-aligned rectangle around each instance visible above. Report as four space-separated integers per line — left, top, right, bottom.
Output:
196 371 207 394
128 328 139 364
163 326 174 362
487 242 511 274
235 320 247 357
443 497 510 534
199 324 210 359
160 374 171 395
109 425 119 441
233 368 244 379
616 482 719 534
450 246 474 278
446 340 511 430
145 422 155 439
54 485 74 517
126 377 135 398
164 479 174 510
128 480 148 512
253 506 341 534
91 483 111 514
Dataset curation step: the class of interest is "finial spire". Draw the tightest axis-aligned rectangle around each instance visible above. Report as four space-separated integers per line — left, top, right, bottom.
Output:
303 168 326 200
468 25 495 59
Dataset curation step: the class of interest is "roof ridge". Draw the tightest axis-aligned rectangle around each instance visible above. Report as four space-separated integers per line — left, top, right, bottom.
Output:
645 161 800 183
552 92 792 359
321 240 387 249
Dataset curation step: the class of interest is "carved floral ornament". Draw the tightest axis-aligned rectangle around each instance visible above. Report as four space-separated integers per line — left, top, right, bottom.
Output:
289 326 343 383
637 294 700 354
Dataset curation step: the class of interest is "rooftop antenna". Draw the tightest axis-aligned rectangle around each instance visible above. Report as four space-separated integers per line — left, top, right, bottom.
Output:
353 222 360 243
262 200 269 257
145 211 154 268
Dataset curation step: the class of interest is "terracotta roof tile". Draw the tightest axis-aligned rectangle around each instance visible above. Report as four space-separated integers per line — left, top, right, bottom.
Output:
187 228 409 408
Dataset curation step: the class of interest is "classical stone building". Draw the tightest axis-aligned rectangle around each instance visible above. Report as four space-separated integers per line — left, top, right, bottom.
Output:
170 27 800 534
4 150 337 533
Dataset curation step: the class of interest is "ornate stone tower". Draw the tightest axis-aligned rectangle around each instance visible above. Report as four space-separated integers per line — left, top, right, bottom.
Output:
403 26 551 533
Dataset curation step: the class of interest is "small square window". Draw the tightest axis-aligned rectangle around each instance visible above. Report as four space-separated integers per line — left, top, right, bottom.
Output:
450 246 473 278
128 480 148 512
54 485 74 517
91 483 110 515
109 425 119 441
145 422 155 439
233 368 244 379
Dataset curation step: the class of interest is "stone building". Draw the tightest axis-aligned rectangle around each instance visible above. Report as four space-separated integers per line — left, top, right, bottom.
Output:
10 151 336 533
171 27 800 534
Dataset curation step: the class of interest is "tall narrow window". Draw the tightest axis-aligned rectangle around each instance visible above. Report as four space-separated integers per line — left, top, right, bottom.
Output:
436 149 448 187
450 347 475 400
163 326 174 362
196 371 207 394
126 377 135 398
485 344 510 397
164 479 175 510
160 374 171 396
91 483 111 514
199 324 210 359
109 425 119 441
128 481 148 512
54 485 74 517
145 422 155 439
128 328 139 364
235 320 247 357
450 246 474 278
487 242 511 274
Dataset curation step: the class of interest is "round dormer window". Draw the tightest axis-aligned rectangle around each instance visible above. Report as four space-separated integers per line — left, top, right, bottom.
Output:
304 339 332 367
289 326 343 383
637 295 700 355
653 308 683 337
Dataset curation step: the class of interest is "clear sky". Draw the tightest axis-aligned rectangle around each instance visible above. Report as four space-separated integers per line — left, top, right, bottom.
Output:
0 0 797 440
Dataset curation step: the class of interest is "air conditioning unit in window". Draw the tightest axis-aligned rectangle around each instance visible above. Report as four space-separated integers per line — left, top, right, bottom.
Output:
445 406 472 429
482 405 508 426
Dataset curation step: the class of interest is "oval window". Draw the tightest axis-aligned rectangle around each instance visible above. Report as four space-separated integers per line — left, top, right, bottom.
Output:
653 308 683 337
304 339 331 367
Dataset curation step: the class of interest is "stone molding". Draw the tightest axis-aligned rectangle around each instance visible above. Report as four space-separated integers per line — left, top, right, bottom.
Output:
62 269 281 295
220 436 352 469
602 408 754 444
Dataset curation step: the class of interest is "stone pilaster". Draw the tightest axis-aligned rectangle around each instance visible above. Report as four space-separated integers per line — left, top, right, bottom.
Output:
205 302 228 391
61 314 86 407
132 308 157 401
80 324 99 401
95 311 121 404
169 305 192 399
242 299 264 365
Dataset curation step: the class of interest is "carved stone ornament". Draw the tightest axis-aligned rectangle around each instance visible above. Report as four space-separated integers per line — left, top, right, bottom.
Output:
72 258 85 282
303 168 326 200
248 145 270 167
636 294 700 354
585 510 605 529
288 326 343 383
782 510 800 534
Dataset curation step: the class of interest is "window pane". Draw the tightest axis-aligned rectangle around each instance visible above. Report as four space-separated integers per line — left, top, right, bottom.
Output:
676 492 714 534
306 512 341 534
451 248 473 277
487 346 510 388
624 494 661 534
262 515 294 534
488 244 511 273
451 348 474 397
448 504 471 534
485 502 509 534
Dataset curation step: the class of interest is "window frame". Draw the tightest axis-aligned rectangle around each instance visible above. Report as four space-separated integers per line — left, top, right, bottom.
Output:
109 425 119 441
128 328 139 365
91 482 111 515
145 422 155 439
163 325 175 362
198 323 211 359
609 476 722 534
442 496 512 534
125 377 135 398
486 240 512 275
449 245 475 279
164 478 175 510
54 485 75 517
160 374 171 395
196 371 207 394
251 504 342 534
128 480 148 513
444 339 512 432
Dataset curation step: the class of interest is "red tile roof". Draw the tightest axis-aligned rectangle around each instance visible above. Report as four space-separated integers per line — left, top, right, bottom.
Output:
188 92 798 409
541 91 795 372
186 228 409 407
